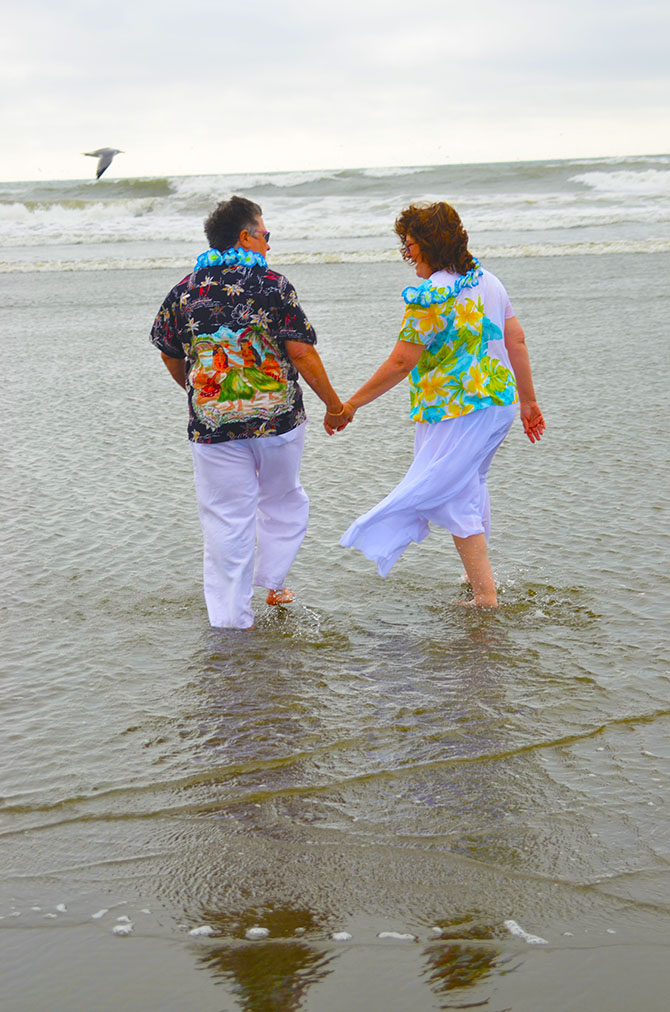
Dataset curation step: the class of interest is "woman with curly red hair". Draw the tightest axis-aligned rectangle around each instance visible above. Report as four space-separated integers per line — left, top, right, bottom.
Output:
336 201 545 608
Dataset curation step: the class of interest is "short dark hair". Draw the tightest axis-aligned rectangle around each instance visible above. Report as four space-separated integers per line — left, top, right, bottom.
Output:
394 202 476 275
204 195 263 250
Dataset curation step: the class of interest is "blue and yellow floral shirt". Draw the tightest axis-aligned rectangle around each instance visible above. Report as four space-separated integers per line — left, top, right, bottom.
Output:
400 267 518 423
151 257 316 443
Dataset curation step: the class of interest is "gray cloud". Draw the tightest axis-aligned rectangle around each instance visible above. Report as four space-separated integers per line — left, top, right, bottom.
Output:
2 0 668 180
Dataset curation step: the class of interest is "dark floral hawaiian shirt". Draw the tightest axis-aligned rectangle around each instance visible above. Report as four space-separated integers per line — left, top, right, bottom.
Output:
151 263 316 443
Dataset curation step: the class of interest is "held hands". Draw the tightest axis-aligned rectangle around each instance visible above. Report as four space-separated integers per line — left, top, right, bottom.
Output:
324 400 356 436
520 401 546 443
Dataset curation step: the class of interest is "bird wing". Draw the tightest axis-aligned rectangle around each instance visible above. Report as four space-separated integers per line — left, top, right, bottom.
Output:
96 152 114 178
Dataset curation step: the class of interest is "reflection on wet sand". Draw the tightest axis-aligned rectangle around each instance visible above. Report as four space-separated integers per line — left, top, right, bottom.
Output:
421 914 522 1009
424 944 509 1007
191 901 521 1011
203 942 329 1011
192 905 333 1011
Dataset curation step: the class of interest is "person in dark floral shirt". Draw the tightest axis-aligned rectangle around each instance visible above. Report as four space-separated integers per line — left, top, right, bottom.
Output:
151 195 353 629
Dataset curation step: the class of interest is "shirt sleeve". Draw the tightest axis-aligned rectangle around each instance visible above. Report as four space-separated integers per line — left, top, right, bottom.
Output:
398 300 451 347
275 277 317 346
150 289 185 358
499 278 515 318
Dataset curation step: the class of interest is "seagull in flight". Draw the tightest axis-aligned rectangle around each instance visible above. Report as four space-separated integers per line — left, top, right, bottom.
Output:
83 147 124 180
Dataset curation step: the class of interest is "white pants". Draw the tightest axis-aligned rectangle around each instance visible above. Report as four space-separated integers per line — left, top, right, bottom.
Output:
191 423 309 628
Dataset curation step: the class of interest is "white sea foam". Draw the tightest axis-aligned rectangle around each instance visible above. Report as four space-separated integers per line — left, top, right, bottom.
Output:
360 166 425 178
0 157 667 269
0 200 661 248
332 931 353 941
504 919 548 944
0 200 197 246
3 236 669 275
571 169 670 197
189 925 216 937
378 931 416 941
171 168 342 200
112 922 134 936
245 926 270 940
241 168 342 189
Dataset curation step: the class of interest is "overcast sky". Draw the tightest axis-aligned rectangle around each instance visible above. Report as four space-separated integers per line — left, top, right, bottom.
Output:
2 0 668 181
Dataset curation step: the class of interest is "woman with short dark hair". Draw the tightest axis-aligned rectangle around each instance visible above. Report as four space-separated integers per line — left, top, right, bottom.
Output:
336 201 545 608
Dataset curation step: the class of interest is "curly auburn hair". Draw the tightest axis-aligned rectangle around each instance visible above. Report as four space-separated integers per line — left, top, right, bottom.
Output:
394 202 476 275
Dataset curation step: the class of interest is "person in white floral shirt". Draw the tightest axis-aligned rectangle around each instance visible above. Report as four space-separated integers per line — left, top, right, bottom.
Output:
338 201 544 608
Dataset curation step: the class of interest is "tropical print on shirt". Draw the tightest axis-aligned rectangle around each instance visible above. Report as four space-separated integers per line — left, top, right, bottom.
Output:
151 262 316 442
187 322 293 434
399 270 518 423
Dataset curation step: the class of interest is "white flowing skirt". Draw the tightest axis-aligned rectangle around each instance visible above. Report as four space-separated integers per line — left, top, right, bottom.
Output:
340 405 516 577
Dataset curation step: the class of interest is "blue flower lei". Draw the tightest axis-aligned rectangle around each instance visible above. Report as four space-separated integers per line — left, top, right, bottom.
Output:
194 247 267 271
401 258 483 306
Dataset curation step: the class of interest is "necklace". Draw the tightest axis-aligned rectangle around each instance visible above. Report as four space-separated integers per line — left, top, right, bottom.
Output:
402 258 482 307
194 247 267 271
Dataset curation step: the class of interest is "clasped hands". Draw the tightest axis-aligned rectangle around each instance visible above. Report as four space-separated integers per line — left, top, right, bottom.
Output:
324 400 356 435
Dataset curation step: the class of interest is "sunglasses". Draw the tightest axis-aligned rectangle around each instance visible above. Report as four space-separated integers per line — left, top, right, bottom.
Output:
249 228 270 242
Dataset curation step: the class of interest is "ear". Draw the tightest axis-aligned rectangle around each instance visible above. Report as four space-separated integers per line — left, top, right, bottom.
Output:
237 228 252 250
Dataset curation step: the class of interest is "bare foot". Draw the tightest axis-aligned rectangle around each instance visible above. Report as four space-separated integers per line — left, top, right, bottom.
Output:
266 588 295 606
456 597 498 610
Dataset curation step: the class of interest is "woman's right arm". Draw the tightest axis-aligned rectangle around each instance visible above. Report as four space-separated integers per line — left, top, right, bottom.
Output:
347 340 424 411
504 317 545 443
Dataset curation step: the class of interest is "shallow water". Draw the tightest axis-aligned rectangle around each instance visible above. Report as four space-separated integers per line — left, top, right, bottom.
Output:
2 252 670 1010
